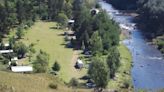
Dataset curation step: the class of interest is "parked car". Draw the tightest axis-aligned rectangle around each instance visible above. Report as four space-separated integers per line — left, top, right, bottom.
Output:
86 83 96 88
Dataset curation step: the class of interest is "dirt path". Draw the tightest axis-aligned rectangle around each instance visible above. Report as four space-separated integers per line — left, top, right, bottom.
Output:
69 50 86 79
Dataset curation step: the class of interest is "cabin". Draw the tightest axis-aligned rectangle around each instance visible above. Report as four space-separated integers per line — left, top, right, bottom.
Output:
0 50 13 54
90 8 100 15
75 59 84 69
11 57 18 61
11 66 33 73
4 43 10 47
68 19 75 26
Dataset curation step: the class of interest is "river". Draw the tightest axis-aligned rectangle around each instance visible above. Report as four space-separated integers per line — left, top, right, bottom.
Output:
99 1 164 91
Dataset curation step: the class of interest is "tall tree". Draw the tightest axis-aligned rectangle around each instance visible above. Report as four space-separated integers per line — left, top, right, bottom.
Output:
33 50 49 73
106 47 120 78
90 31 103 55
88 57 109 91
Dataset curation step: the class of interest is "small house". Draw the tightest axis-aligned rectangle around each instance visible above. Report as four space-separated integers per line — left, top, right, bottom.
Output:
11 57 18 61
11 66 33 73
75 59 84 69
0 50 13 54
68 19 75 26
90 8 100 15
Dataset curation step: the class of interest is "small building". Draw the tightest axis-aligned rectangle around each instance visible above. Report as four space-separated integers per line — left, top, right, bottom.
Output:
11 66 33 73
11 57 18 61
68 19 75 24
4 43 10 47
75 59 84 69
0 50 13 54
90 8 100 15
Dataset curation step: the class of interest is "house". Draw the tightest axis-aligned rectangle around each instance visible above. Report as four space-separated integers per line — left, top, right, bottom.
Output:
68 19 75 24
0 50 13 54
90 8 100 15
4 43 10 47
68 19 75 26
11 66 33 73
11 57 18 61
75 59 84 69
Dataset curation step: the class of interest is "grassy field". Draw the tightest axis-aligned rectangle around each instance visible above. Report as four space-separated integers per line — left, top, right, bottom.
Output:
18 21 87 82
0 21 91 92
0 71 92 92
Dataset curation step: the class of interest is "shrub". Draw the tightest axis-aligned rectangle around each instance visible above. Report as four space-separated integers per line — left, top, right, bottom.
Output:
49 83 58 89
52 61 60 72
69 78 79 87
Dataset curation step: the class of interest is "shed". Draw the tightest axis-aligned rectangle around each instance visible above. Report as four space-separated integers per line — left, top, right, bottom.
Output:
68 19 75 24
11 66 33 73
11 57 18 61
75 59 84 69
4 43 10 47
90 8 100 15
0 50 13 54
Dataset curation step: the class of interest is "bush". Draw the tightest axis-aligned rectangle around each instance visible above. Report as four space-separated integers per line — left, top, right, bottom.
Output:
69 78 79 87
49 83 58 89
52 61 60 72
33 50 49 73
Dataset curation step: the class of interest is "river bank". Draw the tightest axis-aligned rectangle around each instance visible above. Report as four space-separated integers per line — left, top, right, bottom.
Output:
100 0 164 91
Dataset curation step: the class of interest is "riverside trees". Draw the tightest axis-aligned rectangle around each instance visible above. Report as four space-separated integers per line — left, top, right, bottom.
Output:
72 0 121 90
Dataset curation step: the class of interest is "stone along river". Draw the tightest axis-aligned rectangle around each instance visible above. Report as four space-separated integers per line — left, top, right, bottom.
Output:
99 1 164 91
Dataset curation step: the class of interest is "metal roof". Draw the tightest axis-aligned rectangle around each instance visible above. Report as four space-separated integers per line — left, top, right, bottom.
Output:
11 66 33 72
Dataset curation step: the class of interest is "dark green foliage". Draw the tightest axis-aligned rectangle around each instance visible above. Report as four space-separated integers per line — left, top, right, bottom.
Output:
52 61 60 72
9 36 16 49
13 42 28 58
33 50 49 73
0 0 73 37
106 47 120 78
49 83 58 89
90 31 103 55
88 57 109 89
16 25 24 39
57 13 68 28
69 78 79 87
0 55 9 65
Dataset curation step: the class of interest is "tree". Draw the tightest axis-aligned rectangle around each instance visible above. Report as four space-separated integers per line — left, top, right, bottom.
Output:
69 78 79 88
16 25 24 39
9 36 16 49
52 61 60 72
106 47 120 78
90 31 103 55
13 42 28 58
88 57 109 91
33 50 49 73
28 43 36 62
57 13 68 28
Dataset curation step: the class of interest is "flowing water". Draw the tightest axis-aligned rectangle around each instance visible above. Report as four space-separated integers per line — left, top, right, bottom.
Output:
99 1 164 91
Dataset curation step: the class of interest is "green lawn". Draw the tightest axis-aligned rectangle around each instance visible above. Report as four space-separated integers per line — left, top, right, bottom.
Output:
18 21 86 82
0 21 89 92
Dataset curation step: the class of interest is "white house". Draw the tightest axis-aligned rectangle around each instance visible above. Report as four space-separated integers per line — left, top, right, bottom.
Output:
4 43 10 47
68 19 75 24
11 57 18 61
0 50 13 54
11 66 33 73
76 59 84 69
90 8 100 15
